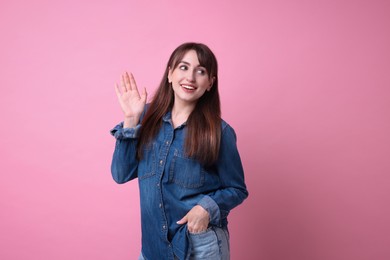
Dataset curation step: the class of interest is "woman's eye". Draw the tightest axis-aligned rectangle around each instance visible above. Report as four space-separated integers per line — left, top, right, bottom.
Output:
197 69 206 75
179 65 188 70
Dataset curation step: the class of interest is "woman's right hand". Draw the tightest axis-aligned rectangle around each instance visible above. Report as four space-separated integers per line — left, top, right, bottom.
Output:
115 72 147 128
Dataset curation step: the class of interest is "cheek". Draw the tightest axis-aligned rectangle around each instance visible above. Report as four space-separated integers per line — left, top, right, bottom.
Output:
171 72 184 82
199 78 211 89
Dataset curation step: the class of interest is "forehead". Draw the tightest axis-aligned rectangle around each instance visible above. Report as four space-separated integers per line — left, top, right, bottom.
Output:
179 50 200 66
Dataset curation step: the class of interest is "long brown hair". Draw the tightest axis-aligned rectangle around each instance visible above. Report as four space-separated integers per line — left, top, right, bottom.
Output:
137 42 221 166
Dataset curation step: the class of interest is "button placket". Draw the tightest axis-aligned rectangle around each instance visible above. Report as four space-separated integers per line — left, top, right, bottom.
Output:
156 124 174 240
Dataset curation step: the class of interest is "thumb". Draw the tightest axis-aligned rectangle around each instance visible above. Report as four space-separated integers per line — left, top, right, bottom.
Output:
140 87 147 103
176 215 188 225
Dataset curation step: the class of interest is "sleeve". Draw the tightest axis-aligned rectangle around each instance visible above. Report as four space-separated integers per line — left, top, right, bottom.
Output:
110 122 142 184
197 124 249 227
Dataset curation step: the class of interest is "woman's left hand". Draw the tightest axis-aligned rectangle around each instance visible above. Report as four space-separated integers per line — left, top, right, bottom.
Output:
176 205 210 233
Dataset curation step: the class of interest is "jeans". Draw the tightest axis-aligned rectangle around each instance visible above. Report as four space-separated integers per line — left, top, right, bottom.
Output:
188 226 230 260
139 226 230 260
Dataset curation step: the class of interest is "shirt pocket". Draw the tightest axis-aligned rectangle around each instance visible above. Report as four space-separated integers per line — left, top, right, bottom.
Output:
138 143 156 180
169 149 205 189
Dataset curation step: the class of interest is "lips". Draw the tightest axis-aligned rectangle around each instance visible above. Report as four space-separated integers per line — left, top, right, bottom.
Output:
181 84 197 90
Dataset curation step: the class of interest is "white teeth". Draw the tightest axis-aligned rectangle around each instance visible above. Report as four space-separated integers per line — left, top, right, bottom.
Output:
182 85 195 90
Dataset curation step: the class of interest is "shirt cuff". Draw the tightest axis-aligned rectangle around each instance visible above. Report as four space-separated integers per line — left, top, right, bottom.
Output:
110 122 142 140
197 195 221 227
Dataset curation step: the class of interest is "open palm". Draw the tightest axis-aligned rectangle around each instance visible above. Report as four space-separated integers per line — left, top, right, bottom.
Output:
115 72 147 120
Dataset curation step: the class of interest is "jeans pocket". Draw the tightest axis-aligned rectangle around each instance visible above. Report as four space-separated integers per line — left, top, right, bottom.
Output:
188 227 220 259
188 227 213 236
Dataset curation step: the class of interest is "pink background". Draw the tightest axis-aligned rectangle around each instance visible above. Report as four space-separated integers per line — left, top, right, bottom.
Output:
1 0 389 259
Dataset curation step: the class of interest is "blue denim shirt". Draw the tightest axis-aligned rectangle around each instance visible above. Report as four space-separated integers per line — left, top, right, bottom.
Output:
110 111 248 260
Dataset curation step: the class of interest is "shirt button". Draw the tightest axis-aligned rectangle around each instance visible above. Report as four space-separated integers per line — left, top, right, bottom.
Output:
166 141 169 145
162 225 166 229
159 203 162 208
159 160 163 165
157 183 160 187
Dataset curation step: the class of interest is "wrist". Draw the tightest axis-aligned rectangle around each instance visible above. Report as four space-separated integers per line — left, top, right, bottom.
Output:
123 116 140 128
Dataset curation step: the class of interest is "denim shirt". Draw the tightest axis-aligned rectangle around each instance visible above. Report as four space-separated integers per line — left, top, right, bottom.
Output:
110 111 248 260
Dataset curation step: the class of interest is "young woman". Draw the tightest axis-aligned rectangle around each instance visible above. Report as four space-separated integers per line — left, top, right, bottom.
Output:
110 42 248 260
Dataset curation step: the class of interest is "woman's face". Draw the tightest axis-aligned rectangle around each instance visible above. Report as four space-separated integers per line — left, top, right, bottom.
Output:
168 50 213 106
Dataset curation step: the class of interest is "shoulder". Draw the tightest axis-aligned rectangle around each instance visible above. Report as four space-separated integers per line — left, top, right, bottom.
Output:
220 119 237 139
221 119 228 130
221 118 235 131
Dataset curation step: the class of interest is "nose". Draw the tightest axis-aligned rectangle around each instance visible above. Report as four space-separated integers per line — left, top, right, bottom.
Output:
186 70 196 82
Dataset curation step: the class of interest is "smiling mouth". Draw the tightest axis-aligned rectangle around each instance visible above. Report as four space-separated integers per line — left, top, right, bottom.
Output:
181 84 197 90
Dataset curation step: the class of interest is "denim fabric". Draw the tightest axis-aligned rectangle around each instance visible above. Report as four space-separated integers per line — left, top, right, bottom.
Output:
139 252 179 260
139 227 229 260
111 110 248 260
188 226 230 260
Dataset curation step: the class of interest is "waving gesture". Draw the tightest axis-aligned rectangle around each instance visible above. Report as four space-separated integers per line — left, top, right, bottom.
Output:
115 72 147 128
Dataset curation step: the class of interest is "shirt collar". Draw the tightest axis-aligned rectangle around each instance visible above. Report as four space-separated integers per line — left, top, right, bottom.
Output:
162 111 171 122
162 111 187 128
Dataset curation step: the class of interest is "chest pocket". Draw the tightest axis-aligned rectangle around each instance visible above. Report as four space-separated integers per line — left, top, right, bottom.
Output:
138 143 156 180
169 149 205 189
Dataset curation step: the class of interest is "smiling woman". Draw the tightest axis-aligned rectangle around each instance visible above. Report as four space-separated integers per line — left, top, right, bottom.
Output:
168 50 214 110
110 42 248 260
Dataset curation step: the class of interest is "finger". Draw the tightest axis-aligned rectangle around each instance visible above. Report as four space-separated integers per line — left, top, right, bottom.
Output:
121 74 127 92
115 84 121 98
125 72 133 91
176 215 188 225
129 73 140 95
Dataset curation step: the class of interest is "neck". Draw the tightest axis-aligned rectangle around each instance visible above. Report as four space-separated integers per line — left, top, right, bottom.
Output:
171 100 196 128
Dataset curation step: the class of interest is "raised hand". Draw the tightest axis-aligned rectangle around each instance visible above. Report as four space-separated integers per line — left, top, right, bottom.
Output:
115 72 147 128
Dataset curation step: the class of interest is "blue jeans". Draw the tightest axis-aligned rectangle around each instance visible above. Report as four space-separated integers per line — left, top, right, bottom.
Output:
138 227 230 260
188 226 230 260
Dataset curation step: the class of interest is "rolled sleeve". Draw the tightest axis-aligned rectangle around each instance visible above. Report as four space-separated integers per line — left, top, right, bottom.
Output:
197 195 221 226
110 122 142 140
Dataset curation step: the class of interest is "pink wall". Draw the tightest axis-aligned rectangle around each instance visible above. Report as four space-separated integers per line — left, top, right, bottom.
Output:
1 0 389 259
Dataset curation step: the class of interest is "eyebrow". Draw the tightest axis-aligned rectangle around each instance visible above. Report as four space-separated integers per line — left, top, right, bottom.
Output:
179 60 204 68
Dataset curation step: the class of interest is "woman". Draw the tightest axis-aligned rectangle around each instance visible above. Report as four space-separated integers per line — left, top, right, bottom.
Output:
110 42 248 260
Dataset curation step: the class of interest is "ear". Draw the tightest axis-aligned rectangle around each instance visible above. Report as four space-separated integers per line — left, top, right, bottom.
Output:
207 76 216 91
167 66 172 83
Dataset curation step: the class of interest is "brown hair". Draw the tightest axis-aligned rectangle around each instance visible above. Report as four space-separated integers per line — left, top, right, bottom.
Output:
137 42 221 166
